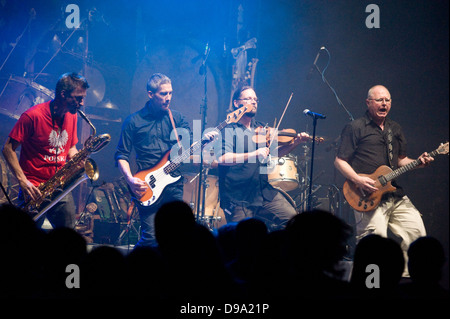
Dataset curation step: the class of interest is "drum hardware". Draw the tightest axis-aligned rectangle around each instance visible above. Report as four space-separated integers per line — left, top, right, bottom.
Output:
0 156 20 205
183 172 226 231
75 179 140 246
116 204 140 247
0 182 13 206
293 184 322 212
75 202 100 243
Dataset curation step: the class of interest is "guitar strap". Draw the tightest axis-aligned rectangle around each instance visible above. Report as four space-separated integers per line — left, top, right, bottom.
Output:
386 128 394 168
168 109 182 149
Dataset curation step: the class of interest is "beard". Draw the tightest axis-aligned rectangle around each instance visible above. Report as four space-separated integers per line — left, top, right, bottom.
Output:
245 108 257 117
68 106 78 114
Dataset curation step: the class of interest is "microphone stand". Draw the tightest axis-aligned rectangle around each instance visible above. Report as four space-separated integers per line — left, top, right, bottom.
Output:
313 48 354 122
306 115 321 211
312 47 353 217
196 45 210 225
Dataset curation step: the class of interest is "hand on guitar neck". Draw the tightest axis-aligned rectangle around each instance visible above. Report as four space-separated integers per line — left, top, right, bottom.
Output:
340 142 448 212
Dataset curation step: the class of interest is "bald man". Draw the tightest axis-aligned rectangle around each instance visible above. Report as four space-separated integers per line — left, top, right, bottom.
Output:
334 85 433 278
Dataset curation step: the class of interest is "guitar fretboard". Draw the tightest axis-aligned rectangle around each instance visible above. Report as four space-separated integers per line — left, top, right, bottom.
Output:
162 118 232 174
383 149 439 182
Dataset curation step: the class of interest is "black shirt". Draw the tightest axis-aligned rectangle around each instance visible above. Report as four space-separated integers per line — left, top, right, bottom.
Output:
115 101 191 175
337 111 408 196
218 119 278 209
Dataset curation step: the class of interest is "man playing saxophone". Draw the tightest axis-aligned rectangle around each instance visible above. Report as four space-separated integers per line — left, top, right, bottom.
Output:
2 72 89 229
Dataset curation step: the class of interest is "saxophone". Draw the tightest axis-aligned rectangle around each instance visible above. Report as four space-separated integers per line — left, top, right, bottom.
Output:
23 109 111 221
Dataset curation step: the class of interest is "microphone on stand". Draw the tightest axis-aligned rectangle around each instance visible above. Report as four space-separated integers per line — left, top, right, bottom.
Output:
306 46 325 80
303 109 326 119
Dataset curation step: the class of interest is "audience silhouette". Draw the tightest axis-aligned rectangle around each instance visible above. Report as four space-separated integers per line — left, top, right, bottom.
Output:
0 202 448 303
350 234 405 298
399 236 449 299
281 209 354 299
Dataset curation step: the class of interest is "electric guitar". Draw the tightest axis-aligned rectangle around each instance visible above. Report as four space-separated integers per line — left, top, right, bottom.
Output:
133 105 253 207
343 142 448 212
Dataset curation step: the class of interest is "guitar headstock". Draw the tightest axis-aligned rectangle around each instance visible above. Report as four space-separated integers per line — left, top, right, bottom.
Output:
226 105 253 124
436 142 449 155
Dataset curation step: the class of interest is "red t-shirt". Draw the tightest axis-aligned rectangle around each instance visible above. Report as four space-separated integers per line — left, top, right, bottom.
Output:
9 101 78 186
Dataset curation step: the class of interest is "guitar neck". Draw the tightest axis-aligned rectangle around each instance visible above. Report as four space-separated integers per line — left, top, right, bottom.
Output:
383 149 439 182
164 118 230 173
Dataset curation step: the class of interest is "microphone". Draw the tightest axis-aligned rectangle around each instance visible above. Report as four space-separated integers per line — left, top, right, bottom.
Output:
306 46 325 80
303 109 326 119
203 42 210 57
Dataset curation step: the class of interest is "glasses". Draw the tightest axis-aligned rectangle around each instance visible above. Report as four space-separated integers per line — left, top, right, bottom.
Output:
368 98 391 103
238 97 259 103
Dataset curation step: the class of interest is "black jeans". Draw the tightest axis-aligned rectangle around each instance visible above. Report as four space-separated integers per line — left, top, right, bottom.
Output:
224 190 298 231
18 189 76 229
134 184 184 248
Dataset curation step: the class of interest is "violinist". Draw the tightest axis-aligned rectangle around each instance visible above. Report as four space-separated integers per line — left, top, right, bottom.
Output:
217 85 310 231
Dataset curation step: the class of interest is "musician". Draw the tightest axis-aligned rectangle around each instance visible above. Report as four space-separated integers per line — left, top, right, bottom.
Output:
115 73 216 248
334 84 434 277
2 72 88 229
217 85 310 231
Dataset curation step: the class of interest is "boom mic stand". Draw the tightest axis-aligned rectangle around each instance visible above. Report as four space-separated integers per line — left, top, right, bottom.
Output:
311 47 354 220
312 47 354 122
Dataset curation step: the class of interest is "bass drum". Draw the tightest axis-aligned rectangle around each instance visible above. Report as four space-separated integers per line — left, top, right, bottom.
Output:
183 174 226 230
0 76 54 120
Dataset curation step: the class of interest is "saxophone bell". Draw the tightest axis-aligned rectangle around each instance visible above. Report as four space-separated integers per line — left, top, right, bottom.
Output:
85 158 99 182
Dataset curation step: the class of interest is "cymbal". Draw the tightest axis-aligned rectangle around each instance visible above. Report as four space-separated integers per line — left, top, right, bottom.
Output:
94 99 119 110
82 66 105 106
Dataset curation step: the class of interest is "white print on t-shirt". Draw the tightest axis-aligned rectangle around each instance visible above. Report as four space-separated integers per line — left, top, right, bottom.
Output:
44 129 69 163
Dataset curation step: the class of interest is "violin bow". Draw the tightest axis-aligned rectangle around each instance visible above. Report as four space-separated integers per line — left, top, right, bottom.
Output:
267 92 294 148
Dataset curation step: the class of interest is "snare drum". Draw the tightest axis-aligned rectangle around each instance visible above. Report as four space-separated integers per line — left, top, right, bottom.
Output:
268 155 299 192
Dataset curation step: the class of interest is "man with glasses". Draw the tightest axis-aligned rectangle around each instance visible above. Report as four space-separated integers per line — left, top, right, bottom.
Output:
2 72 89 229
217 85 310 231
334 85 434 277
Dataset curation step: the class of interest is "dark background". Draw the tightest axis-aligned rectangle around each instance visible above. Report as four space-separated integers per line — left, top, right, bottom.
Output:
1 0 448 288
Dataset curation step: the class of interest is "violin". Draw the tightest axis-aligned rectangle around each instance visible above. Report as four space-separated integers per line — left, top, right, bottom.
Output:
252 126 325 147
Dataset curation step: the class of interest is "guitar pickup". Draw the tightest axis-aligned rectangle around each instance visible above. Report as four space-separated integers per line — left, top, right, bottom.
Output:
148 175 156 188
378 175 387 186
